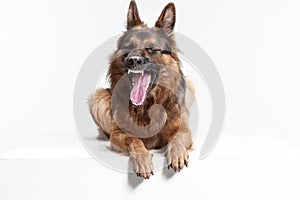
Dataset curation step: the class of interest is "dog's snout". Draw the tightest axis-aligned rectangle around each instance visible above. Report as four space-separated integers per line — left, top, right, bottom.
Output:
126 56 146 69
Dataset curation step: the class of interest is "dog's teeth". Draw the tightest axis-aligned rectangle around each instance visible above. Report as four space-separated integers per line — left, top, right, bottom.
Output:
130 70 146 75
132 76 135 86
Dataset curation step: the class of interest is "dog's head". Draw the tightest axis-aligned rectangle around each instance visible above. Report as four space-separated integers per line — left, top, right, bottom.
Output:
109 1 184 106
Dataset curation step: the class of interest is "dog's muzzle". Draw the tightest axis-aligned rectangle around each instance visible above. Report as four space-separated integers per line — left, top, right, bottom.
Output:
125 55 151 69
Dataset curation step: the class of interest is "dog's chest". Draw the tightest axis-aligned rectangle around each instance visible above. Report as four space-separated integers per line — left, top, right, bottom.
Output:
129 106 151 126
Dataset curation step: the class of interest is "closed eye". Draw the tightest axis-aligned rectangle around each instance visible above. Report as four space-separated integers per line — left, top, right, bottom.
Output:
146 48 171 55
146 48 161 55
123 43 135 50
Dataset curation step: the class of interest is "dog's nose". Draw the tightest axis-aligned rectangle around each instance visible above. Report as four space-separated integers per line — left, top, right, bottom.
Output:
126 56 146 69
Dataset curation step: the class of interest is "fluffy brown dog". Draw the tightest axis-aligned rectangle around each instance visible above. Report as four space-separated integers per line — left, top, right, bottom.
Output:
89 0 194 179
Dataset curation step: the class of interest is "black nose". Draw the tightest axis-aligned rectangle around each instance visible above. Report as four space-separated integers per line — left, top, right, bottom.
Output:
126 56 146 69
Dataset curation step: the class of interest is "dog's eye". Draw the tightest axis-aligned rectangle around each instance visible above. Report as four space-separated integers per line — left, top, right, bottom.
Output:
161 50 171 55
146 48 160 55
123 43 134 50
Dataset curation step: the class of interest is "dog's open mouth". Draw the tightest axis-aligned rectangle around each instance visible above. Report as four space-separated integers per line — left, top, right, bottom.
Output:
127 69 156 106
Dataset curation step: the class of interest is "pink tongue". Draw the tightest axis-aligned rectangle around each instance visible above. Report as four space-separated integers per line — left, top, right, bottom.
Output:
130 74 151 105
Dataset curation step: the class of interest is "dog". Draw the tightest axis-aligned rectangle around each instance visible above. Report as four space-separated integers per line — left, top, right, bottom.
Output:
89 0 194 179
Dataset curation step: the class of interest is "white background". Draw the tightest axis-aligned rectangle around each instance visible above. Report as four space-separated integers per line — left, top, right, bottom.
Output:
0 0 299 199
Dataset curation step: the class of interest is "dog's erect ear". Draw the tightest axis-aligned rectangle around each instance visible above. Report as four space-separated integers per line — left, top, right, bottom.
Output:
127 0 143 30
155 3 176 36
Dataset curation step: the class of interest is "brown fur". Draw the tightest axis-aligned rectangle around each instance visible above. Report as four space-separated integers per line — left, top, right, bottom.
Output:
88 1 194 179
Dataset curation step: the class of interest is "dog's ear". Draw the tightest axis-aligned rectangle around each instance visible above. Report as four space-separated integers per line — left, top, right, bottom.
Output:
155 3 176 36
127 0 143 30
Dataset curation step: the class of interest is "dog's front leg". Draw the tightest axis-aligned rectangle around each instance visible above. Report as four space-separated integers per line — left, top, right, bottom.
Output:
166 114 192 172
110 129 153 179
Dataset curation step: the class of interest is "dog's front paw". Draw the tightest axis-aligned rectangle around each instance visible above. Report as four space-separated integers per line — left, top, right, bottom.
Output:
166 143 189 172
130 151 154 179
